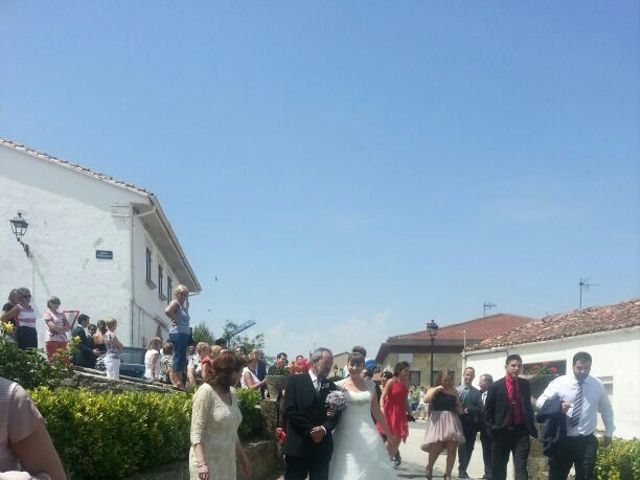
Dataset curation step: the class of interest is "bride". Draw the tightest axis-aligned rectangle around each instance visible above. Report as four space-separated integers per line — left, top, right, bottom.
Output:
328 351 398 480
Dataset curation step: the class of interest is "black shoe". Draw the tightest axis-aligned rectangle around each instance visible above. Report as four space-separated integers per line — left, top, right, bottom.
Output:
458 473 469 479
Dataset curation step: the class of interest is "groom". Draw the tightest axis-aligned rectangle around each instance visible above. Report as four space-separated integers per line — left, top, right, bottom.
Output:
283 347 342 480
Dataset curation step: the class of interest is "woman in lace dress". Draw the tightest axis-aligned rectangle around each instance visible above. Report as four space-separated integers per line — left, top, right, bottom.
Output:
189 350 251 480
328 351 397 480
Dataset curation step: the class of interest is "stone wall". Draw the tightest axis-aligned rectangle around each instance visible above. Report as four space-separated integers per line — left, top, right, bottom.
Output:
124 439 281 480
61 367 178 394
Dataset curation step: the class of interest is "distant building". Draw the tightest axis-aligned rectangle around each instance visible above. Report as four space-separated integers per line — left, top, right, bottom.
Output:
464 298 640 439
332 351 350 378
375 313 535 387
0 137 201 347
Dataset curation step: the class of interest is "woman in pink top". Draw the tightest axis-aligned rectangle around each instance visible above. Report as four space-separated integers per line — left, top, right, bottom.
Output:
0 376 66 479
0 288 38 350
43 296 71 364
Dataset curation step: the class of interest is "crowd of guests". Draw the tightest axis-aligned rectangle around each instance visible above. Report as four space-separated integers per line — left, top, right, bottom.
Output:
1 284 617 480
415 352 615 480
0 287 123 375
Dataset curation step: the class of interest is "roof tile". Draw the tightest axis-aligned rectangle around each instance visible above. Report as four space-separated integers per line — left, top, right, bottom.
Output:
0 137 152 196
466 298 640 351
387 313 536 344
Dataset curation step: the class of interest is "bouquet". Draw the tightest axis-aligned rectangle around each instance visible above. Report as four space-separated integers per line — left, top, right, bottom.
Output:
325 390 349 414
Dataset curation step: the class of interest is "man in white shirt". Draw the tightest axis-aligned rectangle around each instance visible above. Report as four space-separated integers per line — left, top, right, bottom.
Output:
536 351 614 480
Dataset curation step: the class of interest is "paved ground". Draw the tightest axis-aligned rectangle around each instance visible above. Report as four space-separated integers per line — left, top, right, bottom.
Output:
273 419 514 479
395 420 513 479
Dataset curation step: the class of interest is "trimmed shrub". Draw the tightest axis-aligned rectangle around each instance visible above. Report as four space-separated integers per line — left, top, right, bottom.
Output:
236 388 262 439
30 388 192 479
595 437 640 480
0 338 71 389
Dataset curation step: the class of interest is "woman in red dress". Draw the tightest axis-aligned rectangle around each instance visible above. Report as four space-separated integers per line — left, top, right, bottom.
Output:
379 361 412 467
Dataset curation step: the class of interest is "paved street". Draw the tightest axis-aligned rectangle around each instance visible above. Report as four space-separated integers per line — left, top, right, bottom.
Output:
395 420 515 479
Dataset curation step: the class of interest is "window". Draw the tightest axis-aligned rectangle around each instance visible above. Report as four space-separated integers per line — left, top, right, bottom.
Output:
145 248 151 281
409 370 421 386
398 353 414 363
158 265 166 300
145 247 156 289
167 276 172 305
523 360 566 376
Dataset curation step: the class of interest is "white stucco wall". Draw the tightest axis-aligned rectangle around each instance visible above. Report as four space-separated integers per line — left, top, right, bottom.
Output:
462 327 640 439
1 143 189 348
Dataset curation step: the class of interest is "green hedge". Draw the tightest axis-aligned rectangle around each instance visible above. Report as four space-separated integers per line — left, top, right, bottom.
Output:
30 386 263 479
30 388 192 479
236 388 262 439
0 338 71 389
595 438 640 480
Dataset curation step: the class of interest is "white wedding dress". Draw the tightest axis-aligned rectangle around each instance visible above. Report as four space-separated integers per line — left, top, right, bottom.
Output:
329 379 396 480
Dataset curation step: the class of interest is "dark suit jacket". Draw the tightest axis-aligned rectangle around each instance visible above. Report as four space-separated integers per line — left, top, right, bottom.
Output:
484 376 538 438
71 326 95 368
257 359 267 380
283 373 342 459
536 398 566 457
458 384 483 429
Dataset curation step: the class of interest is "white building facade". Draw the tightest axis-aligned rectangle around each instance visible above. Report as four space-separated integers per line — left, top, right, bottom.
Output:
463 299 640 439
0 138 201 348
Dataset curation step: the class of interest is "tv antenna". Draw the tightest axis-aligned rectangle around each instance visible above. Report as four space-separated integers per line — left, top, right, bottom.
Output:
579 278 598 309
483 301 497 317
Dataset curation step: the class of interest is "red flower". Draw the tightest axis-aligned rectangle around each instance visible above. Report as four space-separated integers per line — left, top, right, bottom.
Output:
550 367 558 374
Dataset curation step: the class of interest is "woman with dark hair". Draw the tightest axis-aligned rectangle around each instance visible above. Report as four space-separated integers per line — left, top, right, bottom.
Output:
378 361 412 468
420 369 465 480
1 288 37 350
92 320 108 368
189 350 252 480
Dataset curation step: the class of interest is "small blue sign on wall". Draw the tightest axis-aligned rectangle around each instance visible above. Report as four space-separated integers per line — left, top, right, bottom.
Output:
96 250 113 260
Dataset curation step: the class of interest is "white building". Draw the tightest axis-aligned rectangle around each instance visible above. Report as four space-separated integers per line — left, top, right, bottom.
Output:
463 298 640 439
0 137 201 348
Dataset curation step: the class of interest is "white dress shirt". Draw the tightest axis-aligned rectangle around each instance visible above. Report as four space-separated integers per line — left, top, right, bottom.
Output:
309 369 321 392
536 374 615 437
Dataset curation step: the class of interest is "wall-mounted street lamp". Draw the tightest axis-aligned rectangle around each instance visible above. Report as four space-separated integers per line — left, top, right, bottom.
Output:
426 319 439 386
9 212 31 257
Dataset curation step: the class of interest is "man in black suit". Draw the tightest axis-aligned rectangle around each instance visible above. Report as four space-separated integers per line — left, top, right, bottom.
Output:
457 366 483 479
479 373 494 480
71 314 100 368
484 354 538 480
283 347 342 480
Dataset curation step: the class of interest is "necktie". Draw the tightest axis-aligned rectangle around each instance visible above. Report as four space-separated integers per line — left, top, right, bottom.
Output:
570 381 584 427
510 379 519 425
462 387 469 406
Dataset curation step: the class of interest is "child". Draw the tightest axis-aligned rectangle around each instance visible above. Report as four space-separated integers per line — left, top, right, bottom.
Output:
104 317 123 380
159 341 174 384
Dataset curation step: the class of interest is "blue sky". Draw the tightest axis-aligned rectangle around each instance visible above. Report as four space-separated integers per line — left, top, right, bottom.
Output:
1 2 638 358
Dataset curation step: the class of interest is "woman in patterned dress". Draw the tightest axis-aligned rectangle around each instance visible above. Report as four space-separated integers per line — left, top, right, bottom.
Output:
189 350 252 480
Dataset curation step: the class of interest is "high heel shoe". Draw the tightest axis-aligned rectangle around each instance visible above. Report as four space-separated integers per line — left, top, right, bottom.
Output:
443 474 451 480
425 466 433 479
